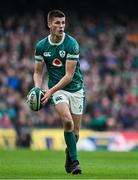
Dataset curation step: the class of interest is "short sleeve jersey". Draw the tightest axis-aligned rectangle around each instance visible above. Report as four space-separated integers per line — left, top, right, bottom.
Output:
35 33 83 92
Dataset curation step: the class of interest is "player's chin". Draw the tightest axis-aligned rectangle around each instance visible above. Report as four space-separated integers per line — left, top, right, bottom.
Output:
58 32 64 37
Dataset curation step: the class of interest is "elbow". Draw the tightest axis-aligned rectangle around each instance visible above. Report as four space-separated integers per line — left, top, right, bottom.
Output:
34 72 42 78
66 74 73 82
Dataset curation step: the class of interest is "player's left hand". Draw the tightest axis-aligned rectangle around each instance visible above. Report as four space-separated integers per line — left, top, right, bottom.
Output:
41 89 52 105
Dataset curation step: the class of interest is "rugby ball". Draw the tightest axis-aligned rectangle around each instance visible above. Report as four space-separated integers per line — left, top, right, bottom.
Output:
27 87 44 111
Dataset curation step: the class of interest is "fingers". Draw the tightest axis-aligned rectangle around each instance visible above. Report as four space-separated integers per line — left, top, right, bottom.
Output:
42 89 46 93
41 89 52 106
41 96 48 105
41 92 49 105
41 98 48 106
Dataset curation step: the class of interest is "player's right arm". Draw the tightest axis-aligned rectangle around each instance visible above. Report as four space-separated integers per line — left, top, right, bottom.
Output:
33 42 44 88
33 61 44 88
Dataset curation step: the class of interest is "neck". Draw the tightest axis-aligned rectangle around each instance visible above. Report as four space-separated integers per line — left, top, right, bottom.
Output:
50 34 63 43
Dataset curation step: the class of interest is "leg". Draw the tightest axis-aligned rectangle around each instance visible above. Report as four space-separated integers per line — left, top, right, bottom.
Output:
64 114 82 172
55 102 74 132
72 114 82 141
63 113 82 174
52 89 83 174
55 102 81 174
55 102 77 161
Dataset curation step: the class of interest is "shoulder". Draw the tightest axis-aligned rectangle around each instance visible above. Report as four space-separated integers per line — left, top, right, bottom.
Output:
65 33 79 45
65 34 79 55
35 36 48 57
35 36 48 56
35 36 48 50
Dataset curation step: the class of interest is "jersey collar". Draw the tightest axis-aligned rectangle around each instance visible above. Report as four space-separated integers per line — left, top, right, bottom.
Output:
48 33 65 46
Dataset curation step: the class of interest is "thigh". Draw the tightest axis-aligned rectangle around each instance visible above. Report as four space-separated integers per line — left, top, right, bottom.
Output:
55 102 74 131
51 90 69 106
52 90 73 128
69 88 85 115
52 90 72 121
55 102 72 121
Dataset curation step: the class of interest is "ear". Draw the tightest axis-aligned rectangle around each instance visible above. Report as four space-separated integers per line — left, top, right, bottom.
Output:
48 21 51 29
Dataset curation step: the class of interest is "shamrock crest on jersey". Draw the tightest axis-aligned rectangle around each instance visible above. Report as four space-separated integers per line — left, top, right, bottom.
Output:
59 50 66 58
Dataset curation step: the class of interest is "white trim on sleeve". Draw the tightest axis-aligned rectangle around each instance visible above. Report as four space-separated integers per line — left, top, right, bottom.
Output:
66 54 79 58
35 55 44 61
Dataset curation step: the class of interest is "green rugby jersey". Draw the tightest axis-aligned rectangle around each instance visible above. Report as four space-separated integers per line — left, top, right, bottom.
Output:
34 33 83 92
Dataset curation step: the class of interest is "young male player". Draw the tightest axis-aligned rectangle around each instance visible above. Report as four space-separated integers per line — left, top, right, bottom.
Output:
34 9 85 174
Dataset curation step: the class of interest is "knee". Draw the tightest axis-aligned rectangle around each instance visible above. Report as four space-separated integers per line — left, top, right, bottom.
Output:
64 120 74 132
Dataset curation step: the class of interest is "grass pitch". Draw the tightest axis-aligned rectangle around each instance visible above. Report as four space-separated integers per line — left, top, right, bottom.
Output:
0 150 138 179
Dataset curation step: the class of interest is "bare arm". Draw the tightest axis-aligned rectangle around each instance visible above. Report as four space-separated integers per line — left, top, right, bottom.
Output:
41 60 77 105
33 61 44 88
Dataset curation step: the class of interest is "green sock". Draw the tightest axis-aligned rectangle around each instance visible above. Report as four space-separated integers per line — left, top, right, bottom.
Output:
75 134 78 143
64 131 77 162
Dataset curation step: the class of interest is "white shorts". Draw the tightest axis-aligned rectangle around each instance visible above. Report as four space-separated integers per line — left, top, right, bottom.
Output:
51 88 86 115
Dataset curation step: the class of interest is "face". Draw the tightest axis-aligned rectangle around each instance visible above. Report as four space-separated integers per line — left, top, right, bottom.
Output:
48 17 65 38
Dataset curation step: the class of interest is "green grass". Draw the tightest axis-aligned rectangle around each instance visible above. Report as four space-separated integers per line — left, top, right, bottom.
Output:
0 150 138 179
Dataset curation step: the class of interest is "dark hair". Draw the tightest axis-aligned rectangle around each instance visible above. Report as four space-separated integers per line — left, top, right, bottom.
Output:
47 9 65 22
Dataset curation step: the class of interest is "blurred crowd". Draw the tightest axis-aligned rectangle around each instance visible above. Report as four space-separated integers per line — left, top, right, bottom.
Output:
0 12 138 134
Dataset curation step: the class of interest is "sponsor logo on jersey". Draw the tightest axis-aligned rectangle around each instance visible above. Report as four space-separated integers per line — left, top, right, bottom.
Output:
59 50 66 58
43 52 51 57
55 96 63 101
53 59 62 67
